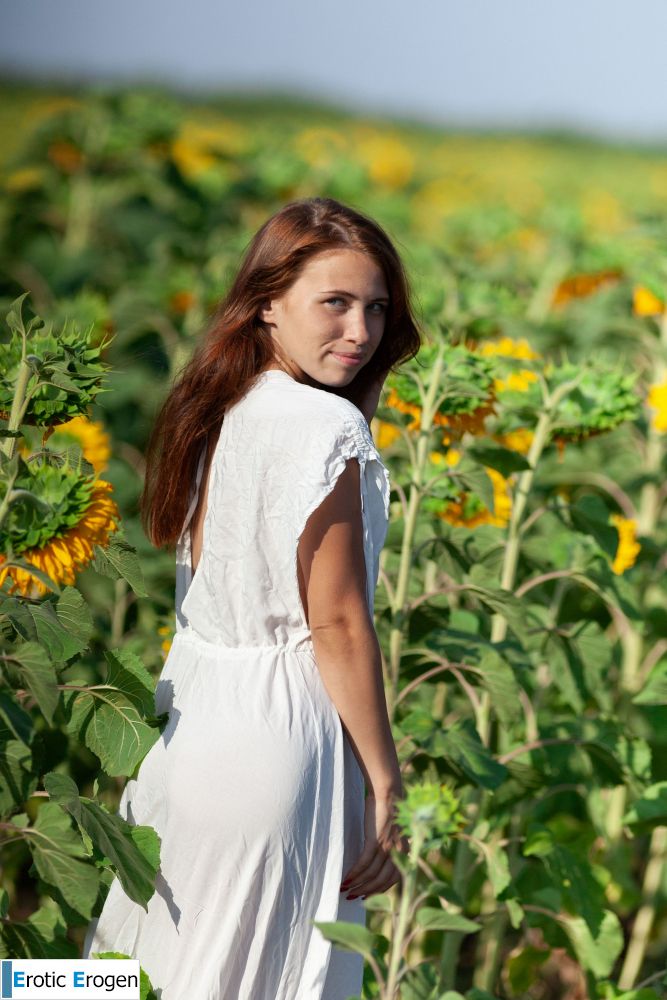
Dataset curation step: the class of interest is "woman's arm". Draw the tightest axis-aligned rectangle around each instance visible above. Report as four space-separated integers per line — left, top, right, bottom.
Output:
297 457 401 799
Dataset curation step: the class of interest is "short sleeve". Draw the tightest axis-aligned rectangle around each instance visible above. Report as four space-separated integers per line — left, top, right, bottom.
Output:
286 402 390 620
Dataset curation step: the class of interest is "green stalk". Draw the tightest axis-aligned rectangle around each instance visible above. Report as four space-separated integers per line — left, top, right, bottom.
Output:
618 826 667 989
440 393 557 990
471 399 557 991
0 355 33 531
1 357 32 461
384 832 425 998
387 343 446 711
479 377 578 742
615 307 667 986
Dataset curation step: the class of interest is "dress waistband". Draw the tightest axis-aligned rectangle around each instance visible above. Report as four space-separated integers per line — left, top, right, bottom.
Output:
172 625 315 654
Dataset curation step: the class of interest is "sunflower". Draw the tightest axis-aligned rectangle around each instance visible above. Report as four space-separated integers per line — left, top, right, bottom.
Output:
633 285 664 317
157 624 173 658
475 337 540 395
439 467 512 529
647 379 667 433
382 386 494 446
494 427 534 454
551 269 622 308
0 479 120 598
610 514 640 575
36 415 112 473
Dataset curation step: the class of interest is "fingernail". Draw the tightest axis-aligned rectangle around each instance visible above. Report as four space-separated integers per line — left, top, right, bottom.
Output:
347 893 358 900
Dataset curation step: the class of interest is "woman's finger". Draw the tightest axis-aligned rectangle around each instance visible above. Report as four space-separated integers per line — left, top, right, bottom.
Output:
347 858 401 898
342 843 389 890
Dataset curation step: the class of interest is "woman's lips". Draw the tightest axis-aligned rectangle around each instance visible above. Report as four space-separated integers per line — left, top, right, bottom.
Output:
332 352 364 367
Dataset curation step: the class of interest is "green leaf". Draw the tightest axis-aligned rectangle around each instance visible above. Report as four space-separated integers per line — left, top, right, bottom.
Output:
30 801 100 919
623 782 667 827
464 568 533 643
0 733 37 816
6 641 60 725
505 897 524 929
0 900 76 959
63 650 160 777
415 907 481 933
468 837 512 897
633 659 667 705
569 495 618 559
56 586 94 651
43 772 159 909
0 693 33 745
561 909 623 977
433 720 507 790
92 537 149 598
523 825 605 934
453 463 496 514
467 443 531 477
29 601 84 662
475 648 522 726
312 919 378 959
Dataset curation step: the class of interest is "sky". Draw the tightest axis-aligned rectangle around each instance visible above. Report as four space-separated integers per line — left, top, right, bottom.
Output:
1 0 666 145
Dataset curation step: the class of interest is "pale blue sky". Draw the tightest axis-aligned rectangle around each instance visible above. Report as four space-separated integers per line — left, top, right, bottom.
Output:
1 0 665 143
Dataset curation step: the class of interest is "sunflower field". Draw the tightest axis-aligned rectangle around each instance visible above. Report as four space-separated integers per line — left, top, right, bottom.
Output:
1 81 667 999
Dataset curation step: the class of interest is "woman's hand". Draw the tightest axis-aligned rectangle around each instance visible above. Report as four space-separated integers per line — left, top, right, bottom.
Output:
340 790 410 900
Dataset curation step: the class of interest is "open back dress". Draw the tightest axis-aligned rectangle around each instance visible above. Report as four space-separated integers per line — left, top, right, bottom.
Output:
81 368 391 999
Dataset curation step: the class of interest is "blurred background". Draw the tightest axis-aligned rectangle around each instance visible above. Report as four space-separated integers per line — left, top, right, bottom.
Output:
2 0 667 142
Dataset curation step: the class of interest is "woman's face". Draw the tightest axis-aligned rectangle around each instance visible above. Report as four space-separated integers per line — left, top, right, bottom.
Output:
259 248 389 387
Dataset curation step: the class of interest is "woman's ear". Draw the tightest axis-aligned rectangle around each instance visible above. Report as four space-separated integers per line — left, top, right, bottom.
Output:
259 299 275 324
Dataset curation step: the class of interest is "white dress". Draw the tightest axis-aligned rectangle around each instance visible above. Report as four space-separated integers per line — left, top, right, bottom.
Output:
81 369 391 1000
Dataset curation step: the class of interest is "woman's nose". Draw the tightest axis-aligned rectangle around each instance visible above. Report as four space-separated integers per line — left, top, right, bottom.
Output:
345 309 372 344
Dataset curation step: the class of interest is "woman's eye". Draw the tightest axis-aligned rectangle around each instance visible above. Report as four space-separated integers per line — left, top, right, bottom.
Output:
370 302 387 313
325 297 345 306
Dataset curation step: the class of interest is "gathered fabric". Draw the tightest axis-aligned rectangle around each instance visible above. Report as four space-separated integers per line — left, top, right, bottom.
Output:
82 369 390 999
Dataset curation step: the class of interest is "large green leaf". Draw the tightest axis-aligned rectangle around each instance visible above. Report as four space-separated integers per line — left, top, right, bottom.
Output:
523 825 605 935
28 801 100 920
432 720 507 790
568 495 618 559
312 919 378 959
474 648 522 726
5 641 60 725
63 648 159 776
92 536 149 598
561 909 623 977
467 443 531 477
44 772 159 909
468 830 512 897
0 901 76 959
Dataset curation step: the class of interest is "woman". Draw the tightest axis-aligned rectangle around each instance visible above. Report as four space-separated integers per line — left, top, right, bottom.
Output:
82 196 422 999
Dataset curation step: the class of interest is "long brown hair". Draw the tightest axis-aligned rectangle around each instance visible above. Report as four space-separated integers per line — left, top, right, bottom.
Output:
141 196 422 548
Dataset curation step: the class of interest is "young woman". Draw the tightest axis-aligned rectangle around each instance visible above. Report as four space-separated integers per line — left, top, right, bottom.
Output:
82 196 422 999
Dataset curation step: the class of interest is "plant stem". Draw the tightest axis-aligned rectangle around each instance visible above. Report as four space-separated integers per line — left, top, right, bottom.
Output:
473 377 578 992
613 309 667 987
384 834 423 998
387 344 445 713
618 826 667 989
